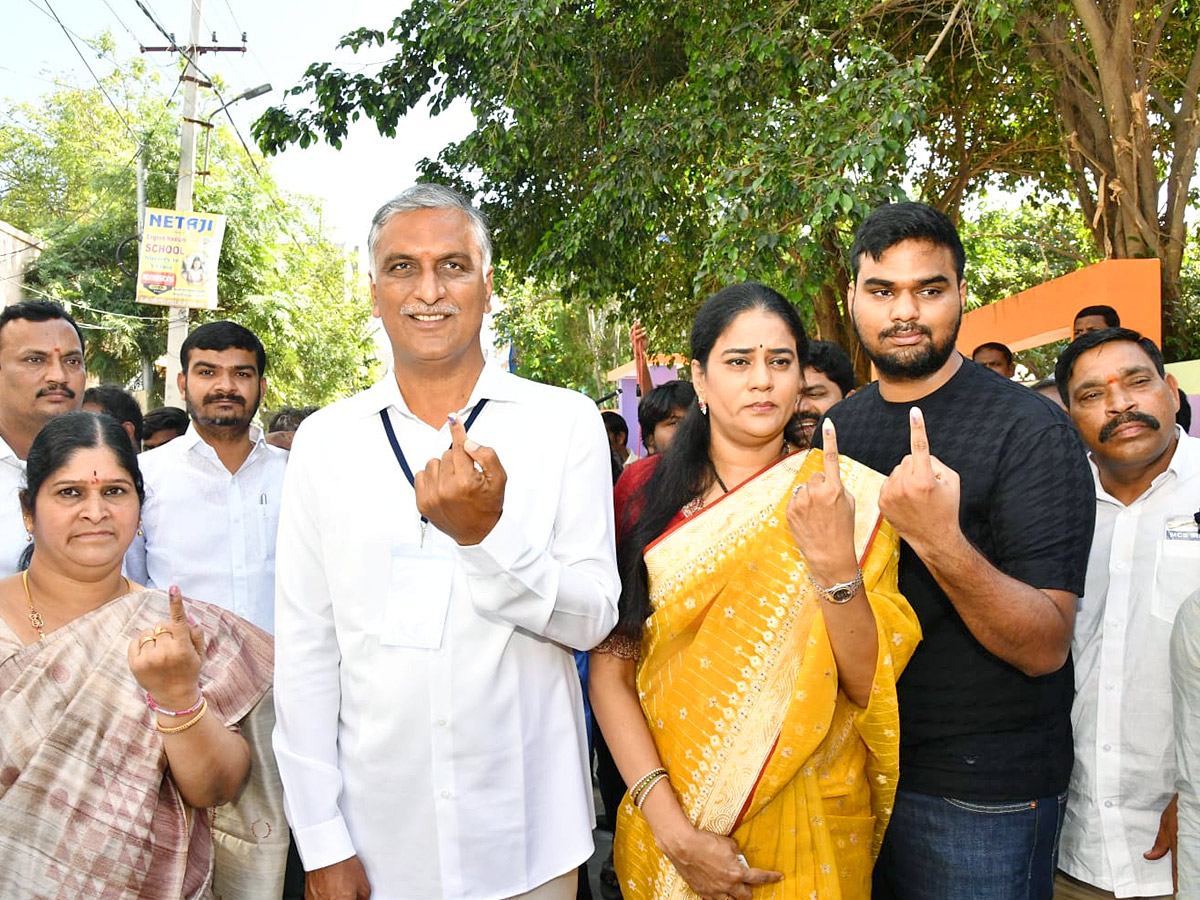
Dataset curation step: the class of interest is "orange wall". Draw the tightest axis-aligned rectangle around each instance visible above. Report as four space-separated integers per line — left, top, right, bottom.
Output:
956 258 1162 355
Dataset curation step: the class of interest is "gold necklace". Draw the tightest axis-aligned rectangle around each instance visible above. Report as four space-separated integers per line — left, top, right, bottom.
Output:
22 569 131 640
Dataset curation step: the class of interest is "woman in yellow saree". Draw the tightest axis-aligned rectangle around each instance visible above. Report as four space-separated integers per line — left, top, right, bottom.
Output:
591 283 920 900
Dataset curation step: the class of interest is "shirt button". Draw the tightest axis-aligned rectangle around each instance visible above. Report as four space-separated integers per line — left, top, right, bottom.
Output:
440 790 452 799
1104 800 1114 808
1106 681 1116 690
1103 743 1112 752
435 718 447 727
1114 561 1126 570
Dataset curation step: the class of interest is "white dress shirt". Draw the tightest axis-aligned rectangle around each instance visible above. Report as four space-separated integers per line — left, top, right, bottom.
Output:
1172 594 1200 900
125 423 287 632
273 364 619 900
1061 428 1200 896
0 434 27 577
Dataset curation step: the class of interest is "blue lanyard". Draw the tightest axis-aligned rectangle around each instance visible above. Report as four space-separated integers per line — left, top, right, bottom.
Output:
379 399 489 545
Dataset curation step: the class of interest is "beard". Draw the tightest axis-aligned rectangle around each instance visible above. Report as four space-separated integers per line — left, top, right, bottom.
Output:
853 313 962 381
186 389 261 432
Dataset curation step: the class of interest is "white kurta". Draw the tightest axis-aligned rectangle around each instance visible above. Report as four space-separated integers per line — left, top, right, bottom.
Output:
1061 428 1200 897
0 434 27 578
273 364 619 900
125 423 288 633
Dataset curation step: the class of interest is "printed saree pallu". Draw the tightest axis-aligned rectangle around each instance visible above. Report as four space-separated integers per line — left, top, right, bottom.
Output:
614 450 920 900
0 589 283 900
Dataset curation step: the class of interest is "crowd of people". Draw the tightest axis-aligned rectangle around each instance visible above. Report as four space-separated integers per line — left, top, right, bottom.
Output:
0 186 1195 900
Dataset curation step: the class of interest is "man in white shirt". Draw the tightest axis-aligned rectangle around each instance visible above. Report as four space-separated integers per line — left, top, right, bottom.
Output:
1054 327 1200 898
125 320 286 633
0 299 86 575
273 184 619 900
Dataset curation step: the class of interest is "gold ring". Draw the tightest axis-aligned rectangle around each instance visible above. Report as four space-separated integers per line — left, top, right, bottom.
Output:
153 626 169 637
139 635 157 648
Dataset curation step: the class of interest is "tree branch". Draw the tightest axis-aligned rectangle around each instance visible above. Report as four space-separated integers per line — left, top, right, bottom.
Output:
925 0 964 63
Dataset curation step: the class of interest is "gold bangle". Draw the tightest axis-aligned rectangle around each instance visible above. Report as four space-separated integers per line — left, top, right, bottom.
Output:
156 696 208 734
634 771 670 809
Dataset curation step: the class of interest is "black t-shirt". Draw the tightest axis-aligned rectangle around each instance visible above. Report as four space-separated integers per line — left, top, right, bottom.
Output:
819 359 1095 800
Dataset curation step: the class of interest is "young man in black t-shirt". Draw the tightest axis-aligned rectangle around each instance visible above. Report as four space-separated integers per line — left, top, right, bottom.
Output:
817 202 1095 900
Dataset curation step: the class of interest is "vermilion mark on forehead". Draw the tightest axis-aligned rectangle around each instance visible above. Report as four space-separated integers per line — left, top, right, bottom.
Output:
1107 376 1119 384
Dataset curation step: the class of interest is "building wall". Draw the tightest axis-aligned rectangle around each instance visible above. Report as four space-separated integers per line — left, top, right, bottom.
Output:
0 219 42 307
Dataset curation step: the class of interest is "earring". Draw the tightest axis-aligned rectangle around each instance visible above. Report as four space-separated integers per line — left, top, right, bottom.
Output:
23 519 31 542
699 400 708 416
137 522 144 537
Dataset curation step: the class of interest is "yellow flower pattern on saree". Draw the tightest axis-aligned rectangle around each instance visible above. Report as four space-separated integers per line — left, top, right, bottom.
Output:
614 450 920 900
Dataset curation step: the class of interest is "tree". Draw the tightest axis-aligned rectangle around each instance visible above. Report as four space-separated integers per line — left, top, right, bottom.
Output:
0 44 378 407
254 0 1199 372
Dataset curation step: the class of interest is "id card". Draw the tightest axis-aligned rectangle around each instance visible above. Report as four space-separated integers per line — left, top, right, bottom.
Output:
378 544 455 649
1165 514 1200 542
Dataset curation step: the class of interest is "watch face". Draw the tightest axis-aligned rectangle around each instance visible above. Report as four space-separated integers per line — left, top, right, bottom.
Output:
831 586 856 604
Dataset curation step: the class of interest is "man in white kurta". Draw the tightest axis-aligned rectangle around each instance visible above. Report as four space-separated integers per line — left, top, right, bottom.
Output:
1055 328 1200 898
273 184 619 900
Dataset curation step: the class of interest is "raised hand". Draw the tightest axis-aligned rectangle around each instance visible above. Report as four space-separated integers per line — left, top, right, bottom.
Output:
127 585 205 710
878 407 962 553
414 413 507 545
787 420 859 585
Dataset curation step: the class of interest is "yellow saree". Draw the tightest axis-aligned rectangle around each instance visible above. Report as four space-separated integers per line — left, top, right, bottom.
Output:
614 450 920 900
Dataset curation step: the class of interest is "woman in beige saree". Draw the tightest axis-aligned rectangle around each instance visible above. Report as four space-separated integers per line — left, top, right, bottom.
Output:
0 412 280 898
591 283 920 900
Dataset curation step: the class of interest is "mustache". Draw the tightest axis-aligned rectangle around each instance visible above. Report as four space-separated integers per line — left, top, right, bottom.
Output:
795 412 820 425
202 393 245 406
36 383 76 399
1099 411 1160 442
400 304 459 316
879 323 933 340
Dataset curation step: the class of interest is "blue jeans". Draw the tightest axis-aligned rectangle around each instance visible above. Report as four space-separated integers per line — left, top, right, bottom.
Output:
872 788 1067 900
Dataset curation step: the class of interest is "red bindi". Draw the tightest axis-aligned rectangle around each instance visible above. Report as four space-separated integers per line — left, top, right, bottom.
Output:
1106 376 1119 384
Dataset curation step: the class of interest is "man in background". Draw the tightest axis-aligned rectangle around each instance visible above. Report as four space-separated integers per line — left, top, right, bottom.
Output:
796 340 856 447
1054 328 1196 899
141 406 189 451
0 299 85 575
1073 305 1121 338
971 341 1017 379
83 384 143 451
125 320 287 634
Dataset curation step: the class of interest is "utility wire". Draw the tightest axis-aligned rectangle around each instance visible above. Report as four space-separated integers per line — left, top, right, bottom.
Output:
36 0 141 146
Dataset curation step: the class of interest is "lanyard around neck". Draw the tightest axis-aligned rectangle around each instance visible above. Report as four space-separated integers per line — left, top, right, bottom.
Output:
378 399 490 544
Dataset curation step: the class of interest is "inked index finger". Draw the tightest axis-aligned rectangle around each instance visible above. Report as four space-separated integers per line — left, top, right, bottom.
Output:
821 419 841 484
909 406 932 470
168 585 186 624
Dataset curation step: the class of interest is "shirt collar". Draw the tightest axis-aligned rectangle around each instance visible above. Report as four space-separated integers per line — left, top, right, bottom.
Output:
364 362 521 421
0 431 19 465
178 421 268 455
1091 425 1197 503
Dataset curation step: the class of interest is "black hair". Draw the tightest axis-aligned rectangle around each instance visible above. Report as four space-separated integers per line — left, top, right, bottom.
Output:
83 385 144 445
971 341 1014 367
615 282 807 638
1055 327 1166 407
1031 375 1058 393
0 298 85 354
805 340 856 398
269 405 318 433
180 320 267 376
849 201 966 283
18 411 145 570
637 381 697 452
601 410 629 441
1073 305 1120 328
1178 388 1192 432
142 406 189 437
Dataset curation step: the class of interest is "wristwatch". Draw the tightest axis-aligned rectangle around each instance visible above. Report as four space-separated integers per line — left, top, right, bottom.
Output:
809 569 864 604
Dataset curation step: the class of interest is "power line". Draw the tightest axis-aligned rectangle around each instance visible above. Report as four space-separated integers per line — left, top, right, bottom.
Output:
37 0 141 146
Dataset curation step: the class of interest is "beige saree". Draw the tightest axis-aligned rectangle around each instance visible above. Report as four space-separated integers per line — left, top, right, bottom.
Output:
614 450 920 900
0 589 285 899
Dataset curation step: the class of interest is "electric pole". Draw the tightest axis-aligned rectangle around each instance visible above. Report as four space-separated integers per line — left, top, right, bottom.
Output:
141 0 247 407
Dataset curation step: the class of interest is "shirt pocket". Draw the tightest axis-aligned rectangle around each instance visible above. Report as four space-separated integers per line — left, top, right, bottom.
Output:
1153 538 1200 625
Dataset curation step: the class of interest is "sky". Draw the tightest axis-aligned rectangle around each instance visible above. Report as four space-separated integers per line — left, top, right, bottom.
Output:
3 0 476 249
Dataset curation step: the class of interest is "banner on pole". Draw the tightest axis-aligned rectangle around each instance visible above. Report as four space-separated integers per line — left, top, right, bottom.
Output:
136 208 227 309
